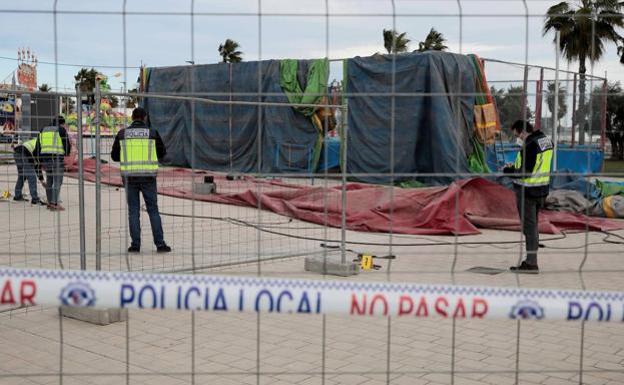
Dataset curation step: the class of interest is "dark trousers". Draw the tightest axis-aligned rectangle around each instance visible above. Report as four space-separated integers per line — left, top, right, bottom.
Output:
42 156 64 205
125 178 165 248
515 187 545 266
14 151 38 201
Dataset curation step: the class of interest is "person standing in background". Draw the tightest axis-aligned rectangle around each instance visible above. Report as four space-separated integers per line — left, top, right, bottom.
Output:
12 137 45 205
503 120 554 274
35 115 71 211
111 107 171 253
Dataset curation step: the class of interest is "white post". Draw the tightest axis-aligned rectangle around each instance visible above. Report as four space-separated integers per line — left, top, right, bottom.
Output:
552 30 560 171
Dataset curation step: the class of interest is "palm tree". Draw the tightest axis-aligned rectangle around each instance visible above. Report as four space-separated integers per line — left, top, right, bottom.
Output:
38 83 50 92
218 39 243 63
126 88 138 108
543 0 624 144
418 28 448 52
491 85 533 137
74 68 98 91
546 81 568 132
383 29 410 54
583 81 624 158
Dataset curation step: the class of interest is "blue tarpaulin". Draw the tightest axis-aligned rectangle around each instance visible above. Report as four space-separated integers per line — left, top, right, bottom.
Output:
143 52 498 182
143 60 321 173
549 170 601 200
345 51 476 185
486 143 604 174
318 136 340 171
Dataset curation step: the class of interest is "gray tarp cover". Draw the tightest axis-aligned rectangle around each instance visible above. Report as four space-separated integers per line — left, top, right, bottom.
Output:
545 190 601 215
346 51 476 184
143 60 319 172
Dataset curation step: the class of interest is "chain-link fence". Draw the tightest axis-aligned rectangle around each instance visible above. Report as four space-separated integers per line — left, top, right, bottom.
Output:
1 1 624 385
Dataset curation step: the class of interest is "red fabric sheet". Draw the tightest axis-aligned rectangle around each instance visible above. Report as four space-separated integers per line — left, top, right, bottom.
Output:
68 159 624 235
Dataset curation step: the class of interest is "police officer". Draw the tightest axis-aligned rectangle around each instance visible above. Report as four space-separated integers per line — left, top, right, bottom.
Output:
111 107 171 253
504 120 554 273
12 137 45 205
35 116 71 211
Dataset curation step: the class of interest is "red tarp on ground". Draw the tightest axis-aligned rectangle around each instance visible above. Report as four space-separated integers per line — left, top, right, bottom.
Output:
68 159 624 235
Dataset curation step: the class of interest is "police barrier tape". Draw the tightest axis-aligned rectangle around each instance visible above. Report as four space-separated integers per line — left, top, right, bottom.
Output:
1 267 623 322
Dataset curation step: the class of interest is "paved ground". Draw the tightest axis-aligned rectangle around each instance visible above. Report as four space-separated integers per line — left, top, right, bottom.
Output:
1 163 623 385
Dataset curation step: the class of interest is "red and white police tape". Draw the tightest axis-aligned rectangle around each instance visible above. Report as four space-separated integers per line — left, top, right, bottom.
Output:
1 267 622 322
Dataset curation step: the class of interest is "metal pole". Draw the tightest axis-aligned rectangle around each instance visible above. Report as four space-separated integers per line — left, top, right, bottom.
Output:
388 0 398 278
229 63 233 173
340 103 348 265
572 73 577 147
55 95 63 269
552 31 560 171
190 78 196 271
482 57 605 81
122 0 130 272
521 65 528 122
256 0 263 278
76 85 86 270
600 78 607 152
190 0 197 273
95 78 102 271
535 68 544 131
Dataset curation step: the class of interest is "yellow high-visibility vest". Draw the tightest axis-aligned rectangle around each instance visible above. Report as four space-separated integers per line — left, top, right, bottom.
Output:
513 136 553 187
21 138 37 154
38 126 64 155
120 128 158 176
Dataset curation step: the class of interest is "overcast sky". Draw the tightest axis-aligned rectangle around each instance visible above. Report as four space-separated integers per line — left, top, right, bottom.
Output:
0 0 622 93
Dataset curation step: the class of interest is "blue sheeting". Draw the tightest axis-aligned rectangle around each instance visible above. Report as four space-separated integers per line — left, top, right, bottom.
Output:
143 61 320 173
345 51 476 185
486 143 604 174
550 170 601 200
318 136 341 171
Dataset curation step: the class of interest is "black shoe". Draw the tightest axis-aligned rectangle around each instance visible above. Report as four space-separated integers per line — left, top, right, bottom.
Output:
510 261 539 274
157 244 171 253
13 196 26 202
31 199 46 206
128 246 140 253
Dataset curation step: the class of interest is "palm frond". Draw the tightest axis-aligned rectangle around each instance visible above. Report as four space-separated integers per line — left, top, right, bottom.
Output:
382 29 410 54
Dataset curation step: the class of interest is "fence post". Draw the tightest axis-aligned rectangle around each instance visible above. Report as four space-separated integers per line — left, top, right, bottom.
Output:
535 67 543 131
94 77 102 271
76 85 86 270
521 65 528 122
340 104 348 265
600 78 607 153
552 31 560 171
572 73 577 147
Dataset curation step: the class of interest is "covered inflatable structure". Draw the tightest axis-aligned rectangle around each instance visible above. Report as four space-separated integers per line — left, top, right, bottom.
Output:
141 51 496 183
343 52 490 184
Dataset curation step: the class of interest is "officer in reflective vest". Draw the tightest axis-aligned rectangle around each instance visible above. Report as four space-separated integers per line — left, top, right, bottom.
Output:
35 116 70 211
503 120 553 273
12 137 45 204
111 107 171 253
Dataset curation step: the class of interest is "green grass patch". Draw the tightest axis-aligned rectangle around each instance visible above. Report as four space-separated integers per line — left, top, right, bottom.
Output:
603 160 624 174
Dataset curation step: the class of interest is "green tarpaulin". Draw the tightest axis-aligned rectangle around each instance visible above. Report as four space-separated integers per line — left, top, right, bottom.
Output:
596 179 624 197
279 58 329 171
280 59 329 117
468 137 491 174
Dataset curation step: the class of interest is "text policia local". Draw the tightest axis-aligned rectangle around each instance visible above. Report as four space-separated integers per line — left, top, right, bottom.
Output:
120 284 323 314
118 283 490 318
